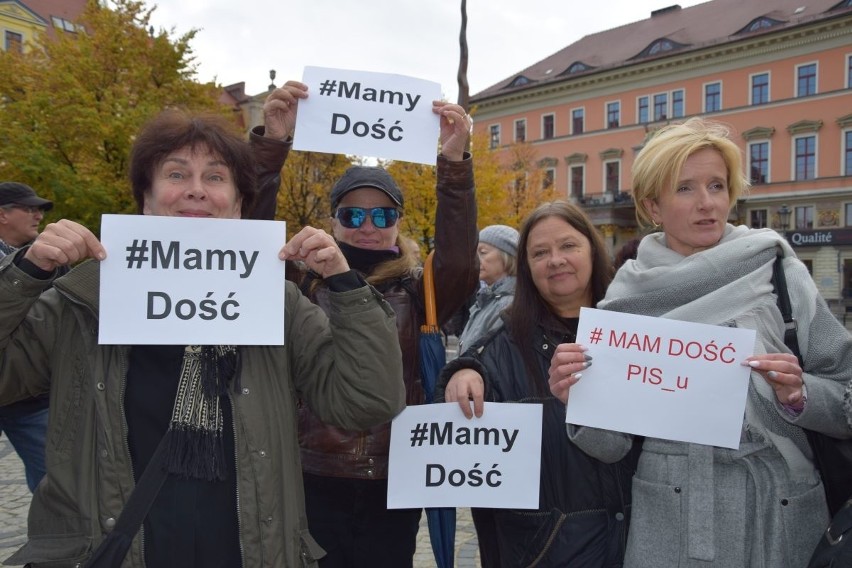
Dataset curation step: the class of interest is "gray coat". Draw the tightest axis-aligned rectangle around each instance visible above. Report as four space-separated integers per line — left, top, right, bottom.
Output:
570 227 852 568
0 256 405 567
457 276 515 354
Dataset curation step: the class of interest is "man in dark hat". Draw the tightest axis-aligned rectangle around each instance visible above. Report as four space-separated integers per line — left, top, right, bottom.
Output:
0 181 54 492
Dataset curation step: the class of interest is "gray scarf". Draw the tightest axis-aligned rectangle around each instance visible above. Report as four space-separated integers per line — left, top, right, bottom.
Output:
600 225 814 474
164 345 238 481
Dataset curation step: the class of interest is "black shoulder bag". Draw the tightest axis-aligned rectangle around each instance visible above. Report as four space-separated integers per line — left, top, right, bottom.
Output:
772 251 852 516
772 252 852 567
83 435 169 568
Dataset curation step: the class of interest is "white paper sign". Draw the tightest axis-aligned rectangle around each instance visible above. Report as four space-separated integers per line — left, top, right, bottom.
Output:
99 215 286 345
293 66 441 165
566 307 756 449
388 402 542 509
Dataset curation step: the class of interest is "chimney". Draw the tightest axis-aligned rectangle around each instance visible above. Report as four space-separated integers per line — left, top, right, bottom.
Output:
651 5 682 17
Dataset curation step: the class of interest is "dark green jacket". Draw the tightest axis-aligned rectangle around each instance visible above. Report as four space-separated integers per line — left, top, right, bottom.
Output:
0 256 405 567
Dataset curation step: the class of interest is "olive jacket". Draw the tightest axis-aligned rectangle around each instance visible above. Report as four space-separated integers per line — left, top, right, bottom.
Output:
0 256 405 568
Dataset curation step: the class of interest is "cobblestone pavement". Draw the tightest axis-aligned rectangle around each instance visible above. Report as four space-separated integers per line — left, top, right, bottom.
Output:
0 436 30 562
414 507 480 567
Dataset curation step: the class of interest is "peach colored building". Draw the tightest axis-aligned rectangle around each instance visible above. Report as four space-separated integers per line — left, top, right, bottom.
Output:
470 0 852 304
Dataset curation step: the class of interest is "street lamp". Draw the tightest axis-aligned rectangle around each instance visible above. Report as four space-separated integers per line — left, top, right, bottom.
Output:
778 204 791 233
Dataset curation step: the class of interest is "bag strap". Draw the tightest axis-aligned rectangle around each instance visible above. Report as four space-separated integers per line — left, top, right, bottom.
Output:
85 433 170 567
771 250 804 367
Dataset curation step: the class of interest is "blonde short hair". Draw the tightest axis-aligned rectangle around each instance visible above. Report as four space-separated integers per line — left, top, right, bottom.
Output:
632 117 749 228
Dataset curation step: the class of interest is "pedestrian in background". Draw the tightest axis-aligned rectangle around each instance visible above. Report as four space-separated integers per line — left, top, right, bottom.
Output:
457 224 519 355
0 181 55 493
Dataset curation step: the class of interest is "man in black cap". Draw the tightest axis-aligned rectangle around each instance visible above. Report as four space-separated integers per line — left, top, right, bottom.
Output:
0 181 54 492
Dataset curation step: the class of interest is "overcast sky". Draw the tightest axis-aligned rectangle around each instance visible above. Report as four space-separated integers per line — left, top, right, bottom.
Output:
148 0 706 102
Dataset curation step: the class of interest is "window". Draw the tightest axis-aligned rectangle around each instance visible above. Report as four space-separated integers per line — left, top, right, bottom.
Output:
653 93 668 121
604 161 620 193
514 119 526 143
648 39 673 55
671 90 684 118
4 31 22 53
845 130 852 176
795 206 814 229
797 63 817 97
566 62 592 74
508 76 531 88
847 55 852 89
751 73 769 105
570 165 584 199
571 108 584 135
638 96 649 124
794 135 816 180
51 16 79 33
846 203 852 226
543 168 555 189
606 102 620 129
704 82 721 112
489 125 500 149
738 16 783 34
542 114 555 139
749 142 769 184
750 209 768 229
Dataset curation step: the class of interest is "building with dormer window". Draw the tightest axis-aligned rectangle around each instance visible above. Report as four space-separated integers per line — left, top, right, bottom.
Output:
470 0 852 304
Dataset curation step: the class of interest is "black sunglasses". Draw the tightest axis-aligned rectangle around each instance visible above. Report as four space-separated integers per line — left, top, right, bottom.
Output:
4 204 44 215
334 207 400 229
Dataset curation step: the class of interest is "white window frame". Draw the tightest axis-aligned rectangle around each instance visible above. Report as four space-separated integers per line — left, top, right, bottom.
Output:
542 168 556 190
747 140 771 184
570 107 585 135
489 124 501 149
847 53 852 89
671 89 685 118
749 208 769 229
569 164 585 199
791 133 819 181
794 205 815 230
637 96 649 124
541 113 555 140
603 160 622 194
514 118 527 143
795 61 819 97
652 91 669 121
703 80 723 113
605 100 620 129
749 71 771 105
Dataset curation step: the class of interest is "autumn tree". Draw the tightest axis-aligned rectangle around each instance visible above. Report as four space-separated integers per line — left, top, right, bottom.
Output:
386 160 438 255
275 150 352 233
0 0 221 232
501 141 563 228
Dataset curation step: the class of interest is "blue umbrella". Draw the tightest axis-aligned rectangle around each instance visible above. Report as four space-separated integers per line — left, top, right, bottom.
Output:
420 251 456 568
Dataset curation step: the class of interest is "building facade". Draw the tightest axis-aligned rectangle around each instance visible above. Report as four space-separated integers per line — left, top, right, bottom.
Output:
469 0 852 303
0 0 86 53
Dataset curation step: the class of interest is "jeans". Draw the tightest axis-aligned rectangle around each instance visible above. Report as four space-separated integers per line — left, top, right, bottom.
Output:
0 407 48 492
